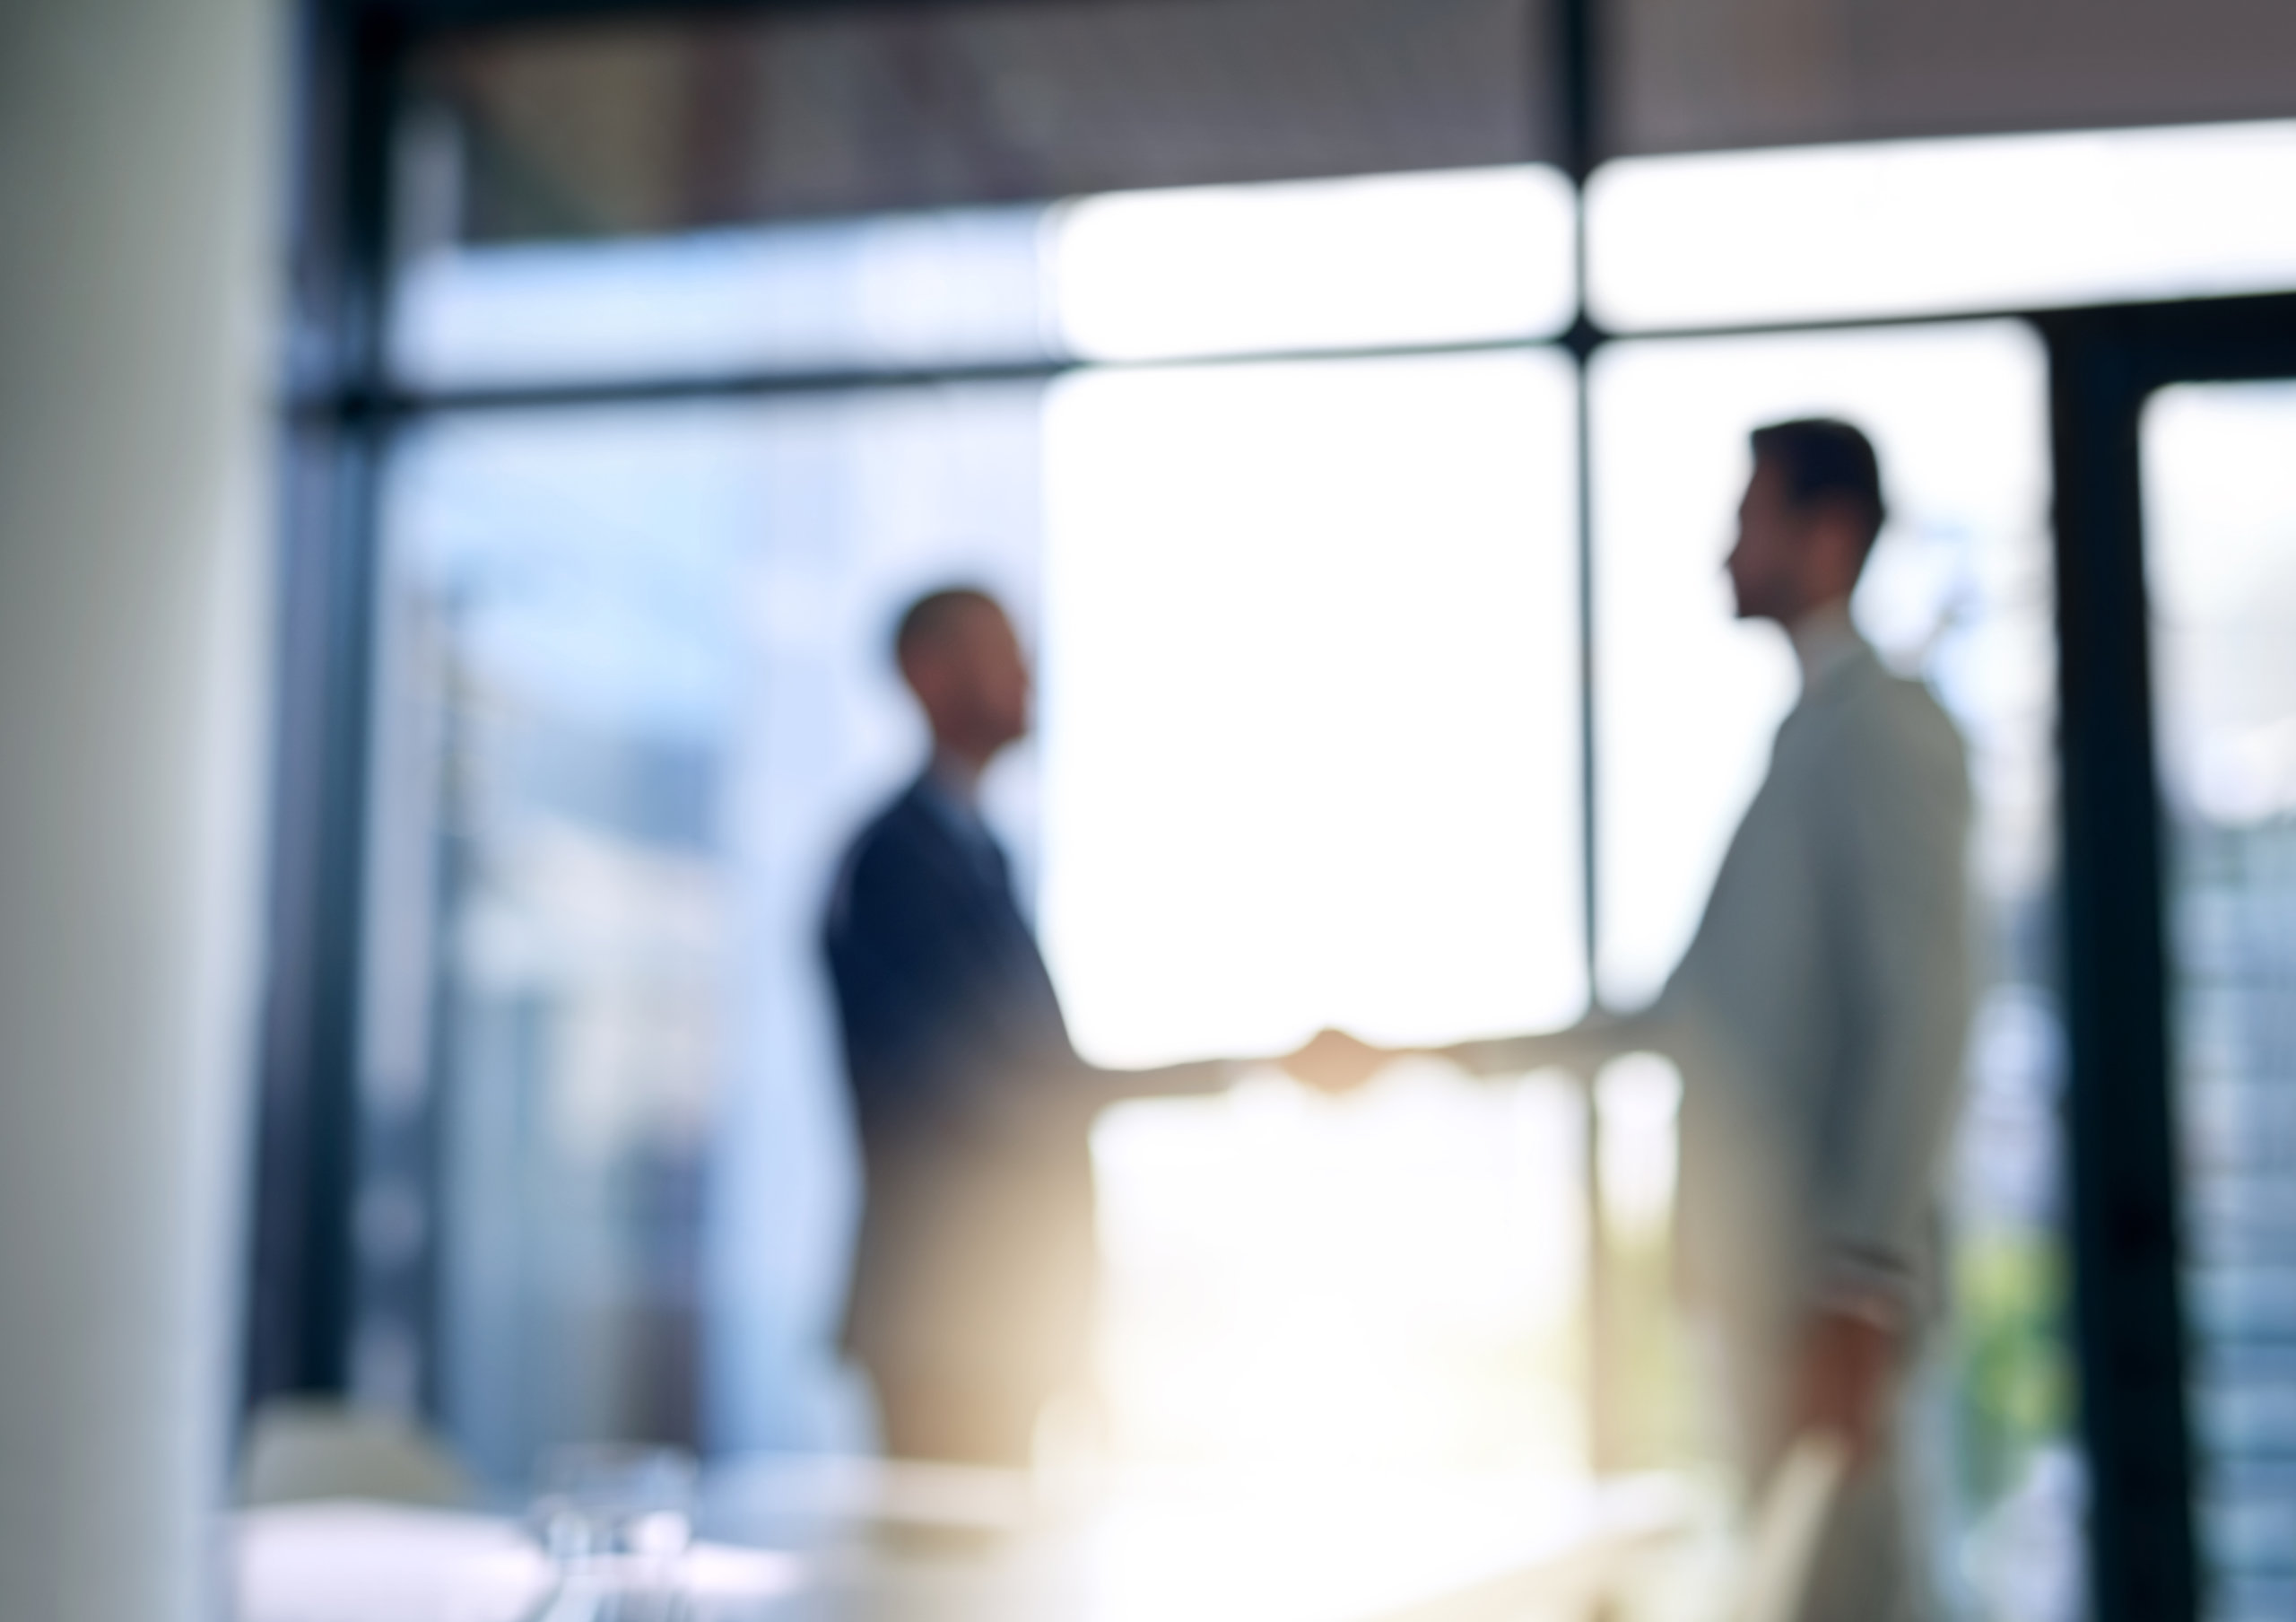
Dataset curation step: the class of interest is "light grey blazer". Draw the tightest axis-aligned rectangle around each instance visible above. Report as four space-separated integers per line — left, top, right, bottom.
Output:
1652 636 1973 1333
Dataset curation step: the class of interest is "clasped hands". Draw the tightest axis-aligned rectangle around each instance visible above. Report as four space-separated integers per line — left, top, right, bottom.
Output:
1275 1027 1393 1095
1271 1008 1645 1096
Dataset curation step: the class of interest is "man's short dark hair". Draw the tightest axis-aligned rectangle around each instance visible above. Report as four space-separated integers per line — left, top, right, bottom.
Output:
1751 417 1886 553
893 586 1001 667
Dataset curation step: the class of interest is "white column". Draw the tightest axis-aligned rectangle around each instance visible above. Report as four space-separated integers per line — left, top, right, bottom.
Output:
0 1 277 1618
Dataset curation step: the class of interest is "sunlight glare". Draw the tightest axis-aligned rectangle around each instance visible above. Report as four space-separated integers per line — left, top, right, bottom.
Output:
1053 166 1575 362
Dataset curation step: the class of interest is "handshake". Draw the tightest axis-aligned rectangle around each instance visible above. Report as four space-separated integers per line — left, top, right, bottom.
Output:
1274 1027 1397 1096
1258 1011 1648 1096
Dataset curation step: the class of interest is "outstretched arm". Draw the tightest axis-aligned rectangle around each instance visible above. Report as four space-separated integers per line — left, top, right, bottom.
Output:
1093 1025 1388 1103
1438 1006 1669 1078
1257 1011 1674 1094
1091 1056 1246 1102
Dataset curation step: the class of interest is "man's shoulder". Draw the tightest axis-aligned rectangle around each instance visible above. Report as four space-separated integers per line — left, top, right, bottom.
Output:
1786 653 1966 790
843 780 936 865
1818 650 1957 737
1826 656 1971 808
826 782 943 932
1869 660 1964 756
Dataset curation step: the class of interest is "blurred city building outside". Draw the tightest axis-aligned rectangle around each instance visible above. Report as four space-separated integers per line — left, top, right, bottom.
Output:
275 10 2296 1622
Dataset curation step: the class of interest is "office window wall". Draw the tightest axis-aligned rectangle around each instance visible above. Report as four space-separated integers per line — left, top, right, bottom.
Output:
318 57 2296 1622
366 158 1604 1484
370 388 1046 1477
367 342 1593 1481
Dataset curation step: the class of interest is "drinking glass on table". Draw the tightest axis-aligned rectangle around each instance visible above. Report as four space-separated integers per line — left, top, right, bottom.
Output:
530 1444 697 1621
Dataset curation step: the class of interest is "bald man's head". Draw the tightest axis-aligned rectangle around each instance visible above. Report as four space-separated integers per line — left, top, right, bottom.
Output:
893 588 1032 770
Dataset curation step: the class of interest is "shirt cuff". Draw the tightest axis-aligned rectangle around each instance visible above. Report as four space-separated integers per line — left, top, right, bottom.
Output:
1817 1244 1920 1331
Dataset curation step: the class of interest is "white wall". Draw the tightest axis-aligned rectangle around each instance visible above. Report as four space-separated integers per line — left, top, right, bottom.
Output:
0 0 276 1617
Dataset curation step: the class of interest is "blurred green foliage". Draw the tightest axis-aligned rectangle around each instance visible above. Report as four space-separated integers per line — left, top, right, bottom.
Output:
1951 1230 2074 1503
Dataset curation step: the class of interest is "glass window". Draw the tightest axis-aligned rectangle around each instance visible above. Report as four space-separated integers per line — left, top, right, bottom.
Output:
391 205 1053 389
357 22 2154 1572
1047 350 1586 1472
370 387 1046 1476
1050 167 1577 362
2144 382 2296 1622
368 344 1590 1484
1589 119 2296 331
390 162 1575 391
1591 322 2078 1619
1043 351 1585 1063
1092 1062 1592 1472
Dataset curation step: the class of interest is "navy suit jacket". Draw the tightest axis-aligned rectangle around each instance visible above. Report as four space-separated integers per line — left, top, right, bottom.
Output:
823 773 1220 1392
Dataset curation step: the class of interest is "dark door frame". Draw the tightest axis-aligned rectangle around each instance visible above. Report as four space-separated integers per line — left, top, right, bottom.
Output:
2040 290 2296 1622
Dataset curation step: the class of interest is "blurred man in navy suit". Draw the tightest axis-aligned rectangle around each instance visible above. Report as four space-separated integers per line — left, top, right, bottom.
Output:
824 587 1369 1466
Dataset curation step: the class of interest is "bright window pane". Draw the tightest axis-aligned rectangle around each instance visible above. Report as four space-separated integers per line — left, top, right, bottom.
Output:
391 206 1052 389
1590 120 2296 331
1091 1067 1591 1472
393 164 1577 389
1042 351 1588 1470
1051 166 1576 362
1593 323 2079 1619
2144 382 2296 1622
1043 351 1585 1063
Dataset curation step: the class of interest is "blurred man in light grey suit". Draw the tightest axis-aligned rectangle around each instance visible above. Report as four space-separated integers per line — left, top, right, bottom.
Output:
1435 420 1970 1619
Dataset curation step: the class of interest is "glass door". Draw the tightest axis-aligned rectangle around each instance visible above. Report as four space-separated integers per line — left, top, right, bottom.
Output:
2036 294 2296 1622
2143 382 2296 1622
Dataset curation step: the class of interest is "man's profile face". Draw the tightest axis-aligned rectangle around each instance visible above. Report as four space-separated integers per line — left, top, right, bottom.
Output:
913 598 1032 756
1726 456 1814 624
959 601 1032 750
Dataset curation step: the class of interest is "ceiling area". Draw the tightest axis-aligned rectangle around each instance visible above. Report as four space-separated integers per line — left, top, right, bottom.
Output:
396 0 2296 241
